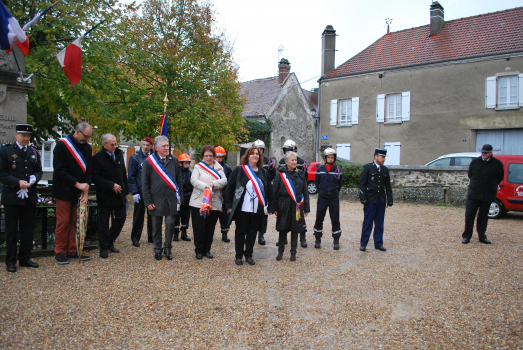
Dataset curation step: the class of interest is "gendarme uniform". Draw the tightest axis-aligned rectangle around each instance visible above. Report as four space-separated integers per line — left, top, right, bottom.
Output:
0 124 43 272
358 148 393 251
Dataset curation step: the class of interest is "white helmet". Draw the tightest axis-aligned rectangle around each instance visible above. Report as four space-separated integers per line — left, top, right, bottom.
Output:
282 139 297 152
253 140 265 149
323 147 336 162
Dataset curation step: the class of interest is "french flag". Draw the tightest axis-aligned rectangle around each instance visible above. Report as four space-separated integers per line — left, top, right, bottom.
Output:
0 2 27 53
159 114 168 137
57 35 83 86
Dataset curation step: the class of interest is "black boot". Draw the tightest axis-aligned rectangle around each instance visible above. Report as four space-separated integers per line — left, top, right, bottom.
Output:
222 233 230 243
173 231 179 242
315 236 321 249
300 232 307 248
333 236 340 250
258 232 266 245
180 230 191 241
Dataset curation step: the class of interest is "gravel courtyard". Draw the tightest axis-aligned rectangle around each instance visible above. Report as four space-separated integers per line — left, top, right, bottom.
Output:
1 198 522 349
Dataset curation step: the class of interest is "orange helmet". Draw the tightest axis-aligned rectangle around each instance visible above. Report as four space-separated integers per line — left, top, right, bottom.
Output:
215 146 226 157
178 153 191 162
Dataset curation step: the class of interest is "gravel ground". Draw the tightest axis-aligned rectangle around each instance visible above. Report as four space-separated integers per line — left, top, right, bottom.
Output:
1 198 522 349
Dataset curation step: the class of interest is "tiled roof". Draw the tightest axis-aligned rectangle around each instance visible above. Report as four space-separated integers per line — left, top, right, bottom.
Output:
325 6 523 78
302 89 318 110
240 76 282 117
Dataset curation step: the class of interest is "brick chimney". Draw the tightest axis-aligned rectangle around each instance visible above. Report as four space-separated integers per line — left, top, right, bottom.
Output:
321 25 336 76
430 1 444 36
278 58 290 85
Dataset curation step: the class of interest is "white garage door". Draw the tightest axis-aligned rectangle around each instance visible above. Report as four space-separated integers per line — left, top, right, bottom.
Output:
336 143 351 161
476 129 523 155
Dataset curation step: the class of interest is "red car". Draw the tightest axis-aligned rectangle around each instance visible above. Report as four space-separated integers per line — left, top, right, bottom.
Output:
488 155 523 219
306 161 321 194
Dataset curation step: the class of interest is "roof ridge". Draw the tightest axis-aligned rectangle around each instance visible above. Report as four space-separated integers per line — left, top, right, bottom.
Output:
240 75 279 84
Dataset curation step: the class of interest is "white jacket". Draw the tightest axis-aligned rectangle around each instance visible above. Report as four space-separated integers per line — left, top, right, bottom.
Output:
189 160 228 211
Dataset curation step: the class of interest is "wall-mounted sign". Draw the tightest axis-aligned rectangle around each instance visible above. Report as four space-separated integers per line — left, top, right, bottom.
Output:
321 135 328 140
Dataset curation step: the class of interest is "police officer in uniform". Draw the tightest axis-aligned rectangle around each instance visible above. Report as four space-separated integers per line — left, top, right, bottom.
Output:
358 148 393 252
0 124 42 272
279 139 308 247
253 139 275 245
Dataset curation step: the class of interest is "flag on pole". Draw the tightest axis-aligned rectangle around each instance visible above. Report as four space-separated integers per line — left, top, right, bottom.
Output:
0 2 27 52
56 35 84 86
159 114 168 137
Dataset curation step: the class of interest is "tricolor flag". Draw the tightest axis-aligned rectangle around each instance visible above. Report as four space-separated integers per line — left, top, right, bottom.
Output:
0 2 27 53
57 35 83 86
159 114 168 137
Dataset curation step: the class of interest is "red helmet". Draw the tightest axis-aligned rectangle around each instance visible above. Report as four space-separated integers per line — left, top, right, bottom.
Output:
215 146 226 157
178 153 191 162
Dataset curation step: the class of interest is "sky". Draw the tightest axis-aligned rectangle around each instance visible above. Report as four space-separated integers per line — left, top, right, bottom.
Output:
210 0 523 90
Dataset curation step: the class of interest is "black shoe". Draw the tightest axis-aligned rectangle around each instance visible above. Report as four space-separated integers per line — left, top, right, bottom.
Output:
196 253 203 260
180 232 191 241
245 257 256 265
67 252 91 261
315 237 321 249
164 248 173 260
222 234 230 243
19 260 39 268
55 253 70 265
109 245 120 253
301 240 308 248
462 237 470 244
154 252 162 261
360 246 366 251
205 252 214 259
100 250 109 259
290 253 296 261
333 237 340 250
6 265 16 273
258 234 266 245
173 232 179 241
235 258 243 265
276 252 283 261
375 245 387 251
479 238 492 244
132 241 140 247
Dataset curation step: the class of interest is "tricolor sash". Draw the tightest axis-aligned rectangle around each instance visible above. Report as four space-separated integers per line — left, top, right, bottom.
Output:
279 171 304 221
242 164 268 214
60 136 87 173
197 161 221 180
147 155 179 193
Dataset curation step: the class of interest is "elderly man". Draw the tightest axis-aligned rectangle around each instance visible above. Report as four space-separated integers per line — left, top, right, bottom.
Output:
141 136 183 260
128 136 154 247
52 122 93 265
0 124 43 272
93 133 129 258
462 144 504 245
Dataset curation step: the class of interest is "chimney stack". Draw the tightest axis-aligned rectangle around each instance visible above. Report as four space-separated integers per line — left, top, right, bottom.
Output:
430 2 444 36
278 58 290 85
321 25 336 76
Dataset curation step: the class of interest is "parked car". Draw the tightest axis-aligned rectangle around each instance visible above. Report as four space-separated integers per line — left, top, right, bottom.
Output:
424 152 481 166
488 155 523 219
307 161 320 194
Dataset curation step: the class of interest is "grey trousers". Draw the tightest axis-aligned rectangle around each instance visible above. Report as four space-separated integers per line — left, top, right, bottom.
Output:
151 215 176 253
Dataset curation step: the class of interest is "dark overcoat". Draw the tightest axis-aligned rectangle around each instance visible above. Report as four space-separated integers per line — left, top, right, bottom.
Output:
141 154 183 217
93 147 130 207
467 156 504 202
272 168 310 232
358 162 393 205
127 149 151 195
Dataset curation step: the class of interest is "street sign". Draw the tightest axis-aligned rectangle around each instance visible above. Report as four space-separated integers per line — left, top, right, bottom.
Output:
321 135 328 140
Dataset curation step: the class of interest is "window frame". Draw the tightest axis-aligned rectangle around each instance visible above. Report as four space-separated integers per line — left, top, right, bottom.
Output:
41 140 55 172
507 163 523 184
497 75 519 109
386 93 402 122
338 98 353 125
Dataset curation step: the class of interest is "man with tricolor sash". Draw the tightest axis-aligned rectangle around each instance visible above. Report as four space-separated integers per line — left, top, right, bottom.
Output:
141 136 183 261
52 122 93 265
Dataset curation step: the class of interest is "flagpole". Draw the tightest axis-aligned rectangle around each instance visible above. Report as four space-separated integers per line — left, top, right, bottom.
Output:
18 18 107 83
164 93 170 156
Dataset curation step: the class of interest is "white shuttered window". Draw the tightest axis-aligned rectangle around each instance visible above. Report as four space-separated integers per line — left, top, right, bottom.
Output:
339 99 352 125
486 74 523 108
331 98 359 126
377 92 410 123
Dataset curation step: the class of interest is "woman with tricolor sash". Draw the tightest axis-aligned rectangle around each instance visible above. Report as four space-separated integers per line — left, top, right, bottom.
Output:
224 147 273 266
189 145 227 260
272 151 310 261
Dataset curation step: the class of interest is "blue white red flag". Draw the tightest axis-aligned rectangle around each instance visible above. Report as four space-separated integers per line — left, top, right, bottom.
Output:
60 136 87 173
0 2 26 52
242 164 267 212
159 114 168 137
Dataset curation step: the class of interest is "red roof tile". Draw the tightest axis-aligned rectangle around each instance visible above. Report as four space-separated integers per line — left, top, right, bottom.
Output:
325 7 523 78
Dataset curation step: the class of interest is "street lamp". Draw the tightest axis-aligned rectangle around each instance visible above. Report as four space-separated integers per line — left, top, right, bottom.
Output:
311 108 316 118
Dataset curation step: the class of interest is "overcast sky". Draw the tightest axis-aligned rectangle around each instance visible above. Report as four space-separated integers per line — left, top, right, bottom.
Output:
211 0 523 90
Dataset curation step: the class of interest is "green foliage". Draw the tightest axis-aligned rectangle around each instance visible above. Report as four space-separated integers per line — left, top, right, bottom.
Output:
243 119 272 145
337 160 364 188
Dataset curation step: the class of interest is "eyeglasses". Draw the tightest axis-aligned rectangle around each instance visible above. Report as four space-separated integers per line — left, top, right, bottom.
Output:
203 155 214 158
79 130 92 139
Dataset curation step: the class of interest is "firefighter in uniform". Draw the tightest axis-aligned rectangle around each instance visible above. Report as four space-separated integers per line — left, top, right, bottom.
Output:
358 148 393 252
0 124 42 273
278 139 308 247
173 153 193 242
215 146 232 242
253 139 275 245
313 148 343 250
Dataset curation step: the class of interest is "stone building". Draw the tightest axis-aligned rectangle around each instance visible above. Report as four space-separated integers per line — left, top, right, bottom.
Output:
237 59 317 164
317 3 523 165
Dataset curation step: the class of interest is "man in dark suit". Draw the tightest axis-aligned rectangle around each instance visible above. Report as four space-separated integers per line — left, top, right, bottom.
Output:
93 133 130 258
128 136 154 247
0 124 43 272
141 136 183 261
462 144 504 244
52 122 93 265
358 148 393 252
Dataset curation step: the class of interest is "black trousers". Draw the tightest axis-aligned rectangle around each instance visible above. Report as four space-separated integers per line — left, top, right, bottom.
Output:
257 215 268 239
174 205 191 233
191 207 220 254
4 203 36 266
313 196 341 237
98 205 127 251
463 199 491 240
130 198 153 243
234 211 262 258
278 231 299 254
219 203 230 234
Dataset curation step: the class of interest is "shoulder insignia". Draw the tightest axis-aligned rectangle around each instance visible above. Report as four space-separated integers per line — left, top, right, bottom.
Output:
12 154 18 159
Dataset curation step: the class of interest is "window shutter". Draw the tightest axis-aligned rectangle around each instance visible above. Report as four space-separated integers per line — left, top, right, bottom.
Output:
330 99 338 126
401 91 410 121
485 76 497 109
519 74 523 107
351 97 359 125
376 94 385 123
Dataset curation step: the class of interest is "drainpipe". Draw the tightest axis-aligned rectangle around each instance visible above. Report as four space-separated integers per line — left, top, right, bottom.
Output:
316 84 321 161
